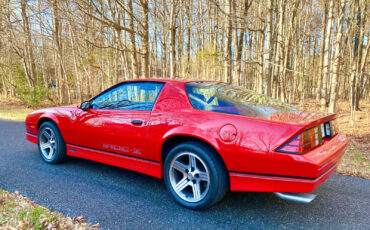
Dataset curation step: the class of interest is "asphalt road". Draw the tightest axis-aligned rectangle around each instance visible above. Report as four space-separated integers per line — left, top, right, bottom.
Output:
0 119 369 230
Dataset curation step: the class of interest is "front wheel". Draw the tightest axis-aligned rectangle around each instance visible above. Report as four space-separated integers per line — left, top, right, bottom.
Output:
38 121 67 164
164 141 229 210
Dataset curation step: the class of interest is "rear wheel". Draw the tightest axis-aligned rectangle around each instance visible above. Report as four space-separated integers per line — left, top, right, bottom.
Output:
164 141 229 210
38 121 67 164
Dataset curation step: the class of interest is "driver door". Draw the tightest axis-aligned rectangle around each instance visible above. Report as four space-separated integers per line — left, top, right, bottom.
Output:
67 81 164 167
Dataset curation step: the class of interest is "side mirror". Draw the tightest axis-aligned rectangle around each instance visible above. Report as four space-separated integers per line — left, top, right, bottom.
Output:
80 101 90 111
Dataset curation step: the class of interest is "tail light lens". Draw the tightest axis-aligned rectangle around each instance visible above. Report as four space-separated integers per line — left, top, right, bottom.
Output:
277 120 338 154
324 120 337 137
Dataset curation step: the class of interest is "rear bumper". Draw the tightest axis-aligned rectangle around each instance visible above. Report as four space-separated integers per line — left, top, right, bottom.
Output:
229 162 337 193
230 134 348 193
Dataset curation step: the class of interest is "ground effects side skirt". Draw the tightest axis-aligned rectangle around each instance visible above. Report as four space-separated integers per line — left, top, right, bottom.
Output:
66 143 162 178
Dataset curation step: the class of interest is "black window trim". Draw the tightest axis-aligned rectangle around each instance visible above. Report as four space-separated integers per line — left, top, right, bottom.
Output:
89 81 165 111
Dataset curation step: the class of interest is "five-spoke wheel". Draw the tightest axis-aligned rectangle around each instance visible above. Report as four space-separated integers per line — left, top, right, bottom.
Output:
164 141 229 210
169 152 210 203
39 127 57 160
38 121 67 163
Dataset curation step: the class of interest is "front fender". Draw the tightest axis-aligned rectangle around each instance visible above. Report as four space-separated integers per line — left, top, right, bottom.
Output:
38 113 61 128
25 109 61 136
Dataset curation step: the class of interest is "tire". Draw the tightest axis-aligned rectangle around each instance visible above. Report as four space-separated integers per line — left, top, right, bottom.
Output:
38 121 67 164
164 141 229 210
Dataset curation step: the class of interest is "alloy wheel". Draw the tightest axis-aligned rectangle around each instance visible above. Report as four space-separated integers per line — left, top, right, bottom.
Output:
169 152 210 203
39 127 57 160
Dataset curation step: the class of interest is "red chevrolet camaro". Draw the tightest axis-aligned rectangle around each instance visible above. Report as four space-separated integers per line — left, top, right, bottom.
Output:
25 79 348 209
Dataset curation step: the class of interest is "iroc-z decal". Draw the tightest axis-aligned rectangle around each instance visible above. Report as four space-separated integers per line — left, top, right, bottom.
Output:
102 143 142 155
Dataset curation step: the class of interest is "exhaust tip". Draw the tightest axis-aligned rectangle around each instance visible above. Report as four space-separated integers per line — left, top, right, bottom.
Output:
274 192 316 204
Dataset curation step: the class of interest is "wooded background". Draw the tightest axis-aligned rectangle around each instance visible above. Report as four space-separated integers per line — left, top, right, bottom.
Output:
0 0 369 113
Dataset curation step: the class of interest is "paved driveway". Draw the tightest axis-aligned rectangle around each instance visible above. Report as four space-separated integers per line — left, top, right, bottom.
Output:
0 119 369 229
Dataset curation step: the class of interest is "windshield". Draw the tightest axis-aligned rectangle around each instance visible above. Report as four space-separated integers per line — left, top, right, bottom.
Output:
185 82 295 118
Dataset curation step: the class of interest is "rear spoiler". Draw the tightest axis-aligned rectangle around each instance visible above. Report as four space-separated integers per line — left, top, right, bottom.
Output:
304 113 337 131
266 111 337 131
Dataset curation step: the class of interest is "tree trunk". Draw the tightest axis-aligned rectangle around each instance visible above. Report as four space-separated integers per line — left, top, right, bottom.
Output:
320 0 334 111
273 0 285 100
53 0 71 104
328 0 346 113
69 23 83 102
186 0 192 74
317 1 328 101
169 1 177 79
20 0 36 87
224 0 232 83
264 0 273 96
128 0 139 78
140 0 150 79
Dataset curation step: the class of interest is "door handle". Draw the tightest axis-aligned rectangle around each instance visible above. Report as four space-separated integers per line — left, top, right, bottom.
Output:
131 120 143 125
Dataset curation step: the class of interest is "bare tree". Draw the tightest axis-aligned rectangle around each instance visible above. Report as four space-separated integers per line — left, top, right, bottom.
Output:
328 0 346 113
20 0 36 87
320 0 334 111
0 0 368 112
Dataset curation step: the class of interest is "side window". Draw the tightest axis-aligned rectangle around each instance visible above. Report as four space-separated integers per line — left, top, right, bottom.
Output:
90 82 164 111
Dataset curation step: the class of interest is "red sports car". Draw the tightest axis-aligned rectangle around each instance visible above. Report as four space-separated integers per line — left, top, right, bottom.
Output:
25 79 348 209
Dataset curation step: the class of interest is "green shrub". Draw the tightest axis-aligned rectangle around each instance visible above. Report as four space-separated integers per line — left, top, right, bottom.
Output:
16 86 47 107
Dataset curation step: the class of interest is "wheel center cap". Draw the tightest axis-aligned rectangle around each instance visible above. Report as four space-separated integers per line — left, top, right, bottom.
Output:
187 172 194 180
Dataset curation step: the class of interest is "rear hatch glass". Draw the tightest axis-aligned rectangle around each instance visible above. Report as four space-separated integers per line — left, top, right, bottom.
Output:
185 82 295 118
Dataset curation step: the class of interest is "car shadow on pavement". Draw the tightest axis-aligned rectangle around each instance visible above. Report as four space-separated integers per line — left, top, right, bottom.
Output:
63 155 358 226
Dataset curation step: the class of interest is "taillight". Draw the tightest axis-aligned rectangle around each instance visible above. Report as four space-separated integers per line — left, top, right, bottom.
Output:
322 120 337 137
277 120 337 154
277 126 323 154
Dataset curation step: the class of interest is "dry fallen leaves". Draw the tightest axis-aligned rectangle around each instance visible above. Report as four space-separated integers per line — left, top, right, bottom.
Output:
0 189 100 230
